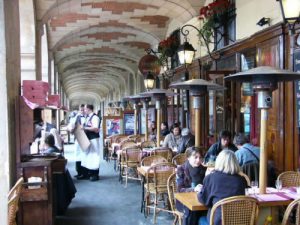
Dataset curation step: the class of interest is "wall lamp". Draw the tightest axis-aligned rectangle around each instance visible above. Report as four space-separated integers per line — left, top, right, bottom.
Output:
277 0 300 34
257 17 270 26
178 24 221 61
138 50 160 90
144 71 155 91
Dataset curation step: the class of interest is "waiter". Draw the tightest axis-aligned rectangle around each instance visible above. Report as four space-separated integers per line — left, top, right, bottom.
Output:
67 104 87 179
81 104 101 181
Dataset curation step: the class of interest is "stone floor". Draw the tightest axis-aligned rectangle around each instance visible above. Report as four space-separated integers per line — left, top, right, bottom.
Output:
56 142 174 225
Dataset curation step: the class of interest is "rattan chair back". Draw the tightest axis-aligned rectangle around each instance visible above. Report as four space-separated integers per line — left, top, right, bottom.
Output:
115 135 129 143
125 147 142 167
172 153 187 167
281 198 300 225
167 172 183 225
278 171 300 187
239 172 251 186
153 147 173 162
8 177 24 225
140 141 156 149
146 163 176 194
167 172 177 211
120 140 136 150
210 195 259 225
141 155 168 166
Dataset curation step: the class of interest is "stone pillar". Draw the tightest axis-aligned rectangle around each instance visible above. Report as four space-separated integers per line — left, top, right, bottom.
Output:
0 0 21 222
35 23 42 80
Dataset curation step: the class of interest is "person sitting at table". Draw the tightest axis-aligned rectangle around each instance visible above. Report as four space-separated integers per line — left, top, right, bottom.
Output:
149 121 157 142
160 121 170 137
177 146 206 192
42 134 61 154
198 150 248 225
203 130 237 164
178 128 195 154
233 132 260 167
176 146 207 225
162 123 182 151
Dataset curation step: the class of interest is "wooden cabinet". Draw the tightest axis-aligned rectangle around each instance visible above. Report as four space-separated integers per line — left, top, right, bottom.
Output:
15 96 66 225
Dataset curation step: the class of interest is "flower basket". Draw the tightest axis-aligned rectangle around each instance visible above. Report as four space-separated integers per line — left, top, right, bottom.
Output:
156 36 179 66
199 0 235 42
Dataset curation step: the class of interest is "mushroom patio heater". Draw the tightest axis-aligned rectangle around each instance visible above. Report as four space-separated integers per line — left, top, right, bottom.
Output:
169 79 224 147
127 95 142 135
140 96 151 141
140 89 176 147
225 66 300 194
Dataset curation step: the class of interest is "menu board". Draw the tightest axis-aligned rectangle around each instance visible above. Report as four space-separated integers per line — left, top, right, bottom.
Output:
294 50 300 127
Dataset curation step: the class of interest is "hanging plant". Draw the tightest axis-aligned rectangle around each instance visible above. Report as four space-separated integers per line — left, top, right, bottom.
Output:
198 0 235 42
156 36 179 66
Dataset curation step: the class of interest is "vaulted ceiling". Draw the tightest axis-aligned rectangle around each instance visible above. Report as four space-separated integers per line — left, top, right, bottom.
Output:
34 0 205 107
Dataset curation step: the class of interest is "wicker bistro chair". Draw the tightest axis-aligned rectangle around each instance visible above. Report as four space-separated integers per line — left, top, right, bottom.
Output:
172 153 187 167
281 198 300 225
278 171 300 187
119 147 142 187
141 155 168 166
116 141 137 172
210 195 259 225
144 163 176 224
152 147 173 162
239 172 251 186
167 172 184 225
8 177 24 225
141 141 156 149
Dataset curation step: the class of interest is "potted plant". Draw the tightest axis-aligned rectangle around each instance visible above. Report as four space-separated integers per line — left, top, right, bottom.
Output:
199 0 235 42
157 36 179 66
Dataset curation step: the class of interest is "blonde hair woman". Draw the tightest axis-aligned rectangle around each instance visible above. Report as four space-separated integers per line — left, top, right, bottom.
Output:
198 150 248 225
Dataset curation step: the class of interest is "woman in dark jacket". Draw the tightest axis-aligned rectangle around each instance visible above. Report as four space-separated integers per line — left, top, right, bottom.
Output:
177 147 206 192
203 130 238 164
198 150 248 225
176 147 207 225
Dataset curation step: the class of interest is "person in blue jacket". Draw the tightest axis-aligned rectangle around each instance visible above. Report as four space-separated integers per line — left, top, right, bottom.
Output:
198 150 248 225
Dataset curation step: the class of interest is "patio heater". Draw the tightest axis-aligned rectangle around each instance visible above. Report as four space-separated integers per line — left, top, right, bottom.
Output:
169 79 224 147
225 66 300 194
140 96 151 141
127 95 142 135
140 89 176 147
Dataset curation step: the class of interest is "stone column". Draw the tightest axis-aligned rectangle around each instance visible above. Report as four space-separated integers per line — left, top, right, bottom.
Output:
0 0 21 222
35 23 42 80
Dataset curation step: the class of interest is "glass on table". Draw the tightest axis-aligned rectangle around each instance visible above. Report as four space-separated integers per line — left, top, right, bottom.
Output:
275 179 282 191
250 181 258 194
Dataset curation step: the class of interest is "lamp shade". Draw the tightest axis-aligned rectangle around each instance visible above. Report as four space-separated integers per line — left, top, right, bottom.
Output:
140 88 176 101
224 66 300 85
144 71 155 90
177 41 196 65
169 79 225 96
278 0 300 21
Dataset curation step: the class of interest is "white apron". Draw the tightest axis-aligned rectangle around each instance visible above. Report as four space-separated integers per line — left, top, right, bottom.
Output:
81 138 100 170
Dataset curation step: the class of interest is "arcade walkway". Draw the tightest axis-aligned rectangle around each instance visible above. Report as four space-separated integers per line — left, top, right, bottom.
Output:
56 143 173 225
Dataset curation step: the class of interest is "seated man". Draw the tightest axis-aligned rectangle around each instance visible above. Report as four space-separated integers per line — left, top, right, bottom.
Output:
203 130 237 164
177 128 195 154
42 134 61 154
233 133 259 166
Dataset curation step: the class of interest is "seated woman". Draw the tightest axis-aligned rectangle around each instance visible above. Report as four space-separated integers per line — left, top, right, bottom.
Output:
198 150 248 225
177 147 206 192
163 123 182 151
176 147 207 225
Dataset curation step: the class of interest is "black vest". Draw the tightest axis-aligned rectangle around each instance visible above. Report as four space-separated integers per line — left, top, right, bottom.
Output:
84 114 100 140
